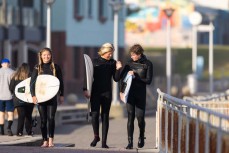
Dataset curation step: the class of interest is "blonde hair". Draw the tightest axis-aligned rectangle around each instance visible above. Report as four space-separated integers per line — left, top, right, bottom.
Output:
37 48 56 76
98 43 114 56
12 63 30 81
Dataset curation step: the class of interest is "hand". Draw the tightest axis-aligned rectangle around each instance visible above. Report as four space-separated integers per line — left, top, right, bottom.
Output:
59 96 64 105
84 90 90 99
32 96 38 105
128 71 135 78
116 61 122 70
128 71 134 76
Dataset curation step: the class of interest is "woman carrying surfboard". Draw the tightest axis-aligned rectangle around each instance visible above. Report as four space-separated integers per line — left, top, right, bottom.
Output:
83 43 122 148
119 44 153 149
30 48 64 147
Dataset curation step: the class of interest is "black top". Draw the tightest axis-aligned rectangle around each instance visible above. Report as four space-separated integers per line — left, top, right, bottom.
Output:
30 62 64 97
84 56 121 98
9 79 34 108
120 54 153 92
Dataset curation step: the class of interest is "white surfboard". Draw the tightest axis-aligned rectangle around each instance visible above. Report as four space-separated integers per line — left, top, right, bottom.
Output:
83 54 94 121
120 73 133 103
15 74 60 103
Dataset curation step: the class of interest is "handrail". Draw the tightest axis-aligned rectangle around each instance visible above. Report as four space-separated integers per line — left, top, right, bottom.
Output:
156 88 229 153
157 88 229 120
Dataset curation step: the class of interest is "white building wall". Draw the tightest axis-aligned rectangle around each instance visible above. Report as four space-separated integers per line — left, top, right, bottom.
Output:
51 0 66 31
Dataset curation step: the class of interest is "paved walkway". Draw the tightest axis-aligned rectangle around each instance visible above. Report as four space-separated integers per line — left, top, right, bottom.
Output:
0 112 158 153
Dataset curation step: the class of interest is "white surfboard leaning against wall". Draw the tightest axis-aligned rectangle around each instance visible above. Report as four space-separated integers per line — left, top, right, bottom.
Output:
83 54 94 121
15 75 60 103
120 73 133 103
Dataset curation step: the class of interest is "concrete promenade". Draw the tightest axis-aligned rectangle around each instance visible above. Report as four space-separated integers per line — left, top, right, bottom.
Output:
0 111 159 153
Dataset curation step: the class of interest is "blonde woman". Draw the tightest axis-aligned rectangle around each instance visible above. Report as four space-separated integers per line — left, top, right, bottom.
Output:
10 63 34 136
30 48 64 147
83 43 122 148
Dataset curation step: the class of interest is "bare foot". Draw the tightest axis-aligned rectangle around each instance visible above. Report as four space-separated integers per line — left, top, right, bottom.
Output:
48 138 54 147
41 141 48 148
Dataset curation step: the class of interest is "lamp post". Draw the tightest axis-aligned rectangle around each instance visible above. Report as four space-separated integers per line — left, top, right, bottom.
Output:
206 13 216 94
189 12 202 74
43 0 55 48
189 11 202 94
163 7 174 95
109 0 123 105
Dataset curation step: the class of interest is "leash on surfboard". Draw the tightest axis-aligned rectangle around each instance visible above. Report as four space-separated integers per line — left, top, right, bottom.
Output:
32 104 38 127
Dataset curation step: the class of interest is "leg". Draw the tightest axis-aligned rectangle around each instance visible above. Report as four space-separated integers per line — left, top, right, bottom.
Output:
101 97 111 148
0 112 4 135
136 95 146 148
0 101 6 135
25 105 34 135
126 103 135 149
90 95 101 147
38 104 48 147
16 107 26 136
47 104 57 147
6 100 14 136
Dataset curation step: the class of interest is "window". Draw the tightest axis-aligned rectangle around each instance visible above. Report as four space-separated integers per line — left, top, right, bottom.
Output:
88 0 92 18
98 0 108 23
19 0 33 7
74 0 84 21
73 48 81 78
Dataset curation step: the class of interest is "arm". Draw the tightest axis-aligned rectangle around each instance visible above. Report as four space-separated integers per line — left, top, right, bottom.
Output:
30 66 38 104
30 67 38 97
56 65 64 104
113 60 122 82
56 65 64 96
9 79 15 94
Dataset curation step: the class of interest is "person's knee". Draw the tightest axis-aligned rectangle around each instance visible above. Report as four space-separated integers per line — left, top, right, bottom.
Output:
7 112 14 120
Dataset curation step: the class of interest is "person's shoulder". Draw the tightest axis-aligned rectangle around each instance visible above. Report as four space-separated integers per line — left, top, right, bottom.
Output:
110 59 116 63
54 63 61 69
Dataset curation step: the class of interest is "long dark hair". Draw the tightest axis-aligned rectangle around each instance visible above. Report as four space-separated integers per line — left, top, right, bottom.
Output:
12 63 30 80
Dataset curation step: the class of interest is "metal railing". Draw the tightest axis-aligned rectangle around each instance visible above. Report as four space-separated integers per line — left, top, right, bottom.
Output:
156 88 229 153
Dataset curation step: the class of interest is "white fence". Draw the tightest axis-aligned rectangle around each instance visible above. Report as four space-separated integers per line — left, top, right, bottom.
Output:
156 88 229 153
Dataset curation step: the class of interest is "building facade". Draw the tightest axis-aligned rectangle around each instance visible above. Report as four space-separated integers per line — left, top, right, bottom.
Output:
0 0 46 69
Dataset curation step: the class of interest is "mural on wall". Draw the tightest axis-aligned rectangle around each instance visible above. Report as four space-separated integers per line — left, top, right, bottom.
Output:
125 0 195 47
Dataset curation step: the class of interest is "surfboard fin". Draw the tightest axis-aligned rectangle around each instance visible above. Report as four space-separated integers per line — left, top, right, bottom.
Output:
18 87 26 93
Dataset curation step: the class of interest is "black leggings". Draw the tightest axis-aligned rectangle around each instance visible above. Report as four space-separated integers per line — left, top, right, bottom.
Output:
16 105 34 134
38 103 57 141
91 95 111 143
126 102 145 138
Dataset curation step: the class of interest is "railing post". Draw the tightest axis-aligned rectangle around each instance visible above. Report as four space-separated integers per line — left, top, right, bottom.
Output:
205 113 210 153
171 107 174 153
216 118 222 153
165 102 169 152
195 110 200 153
185 107 190 153
156 94 162 149
177 107 183 153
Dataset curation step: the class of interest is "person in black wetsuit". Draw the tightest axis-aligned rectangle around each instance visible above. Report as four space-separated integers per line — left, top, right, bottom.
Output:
9 63 34 136
30 48 64 147
119 44 153 149
83 43 122 148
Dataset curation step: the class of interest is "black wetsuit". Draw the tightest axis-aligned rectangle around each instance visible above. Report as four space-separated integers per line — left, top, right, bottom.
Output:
30 63 64 141
83 56 120 146
119 54 153 146
9 79 34 135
